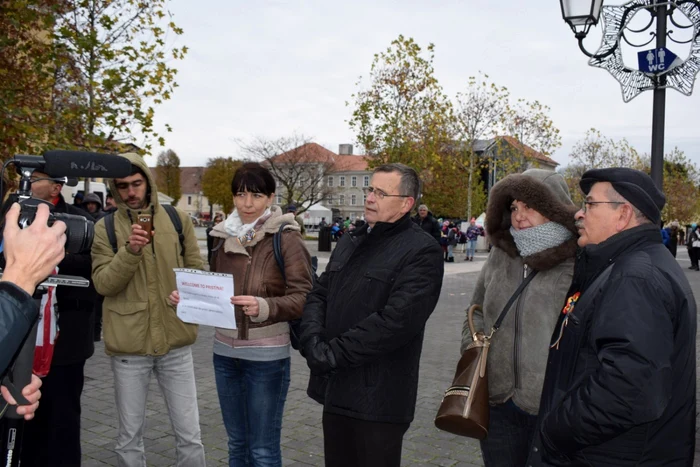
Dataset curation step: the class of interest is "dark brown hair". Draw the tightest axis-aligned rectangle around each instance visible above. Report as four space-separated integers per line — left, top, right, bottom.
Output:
231 163 275 196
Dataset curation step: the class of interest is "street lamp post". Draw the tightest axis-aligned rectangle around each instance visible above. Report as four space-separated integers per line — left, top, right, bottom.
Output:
559 0 700 190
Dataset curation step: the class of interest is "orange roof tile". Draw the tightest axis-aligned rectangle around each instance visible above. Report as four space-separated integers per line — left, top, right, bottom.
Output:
271 142 371 172
497 136 558 167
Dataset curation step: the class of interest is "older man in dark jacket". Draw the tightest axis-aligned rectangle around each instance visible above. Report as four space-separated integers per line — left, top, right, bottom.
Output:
411 203 441 242
301 163 444 467
528 168 696 466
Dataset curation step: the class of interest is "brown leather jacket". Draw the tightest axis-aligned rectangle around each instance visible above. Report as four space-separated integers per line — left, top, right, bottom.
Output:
209 207 313 341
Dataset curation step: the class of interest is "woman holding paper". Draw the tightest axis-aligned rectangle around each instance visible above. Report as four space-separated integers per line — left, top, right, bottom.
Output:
169 162 313 467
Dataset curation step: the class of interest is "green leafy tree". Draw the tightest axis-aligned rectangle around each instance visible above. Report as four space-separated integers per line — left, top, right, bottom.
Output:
202 157 241 216
0 0 186 163
348 35 455 170
0 1 58 161
347 35 457 213
155 149 181 206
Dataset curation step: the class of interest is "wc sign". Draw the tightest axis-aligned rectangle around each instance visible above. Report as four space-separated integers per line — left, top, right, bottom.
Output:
638 47 681 74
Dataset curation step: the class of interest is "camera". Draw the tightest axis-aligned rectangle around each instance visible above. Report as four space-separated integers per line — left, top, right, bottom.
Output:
15 197 94 254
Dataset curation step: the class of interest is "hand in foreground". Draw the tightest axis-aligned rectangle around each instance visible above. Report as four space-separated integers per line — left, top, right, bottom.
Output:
127 224 151 254
2 203 66 295
1 374 42 420
303 336 337 375
231 295 259 317
168 290 180 306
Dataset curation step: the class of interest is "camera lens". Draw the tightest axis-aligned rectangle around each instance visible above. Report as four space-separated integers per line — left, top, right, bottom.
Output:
52 213 94 254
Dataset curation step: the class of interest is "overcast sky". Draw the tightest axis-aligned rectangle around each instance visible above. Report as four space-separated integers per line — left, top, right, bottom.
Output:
143 0 700 169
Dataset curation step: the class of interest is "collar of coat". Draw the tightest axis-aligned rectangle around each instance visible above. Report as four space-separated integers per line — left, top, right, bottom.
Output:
574 224 662 293
355 212 412 238
209 205 300 256
486 175 579 271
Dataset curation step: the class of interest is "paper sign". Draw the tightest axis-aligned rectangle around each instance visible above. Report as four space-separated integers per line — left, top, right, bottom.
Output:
174 268 236 329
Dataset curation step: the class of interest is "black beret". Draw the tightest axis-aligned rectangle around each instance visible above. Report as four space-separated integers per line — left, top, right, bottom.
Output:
580 168 665 224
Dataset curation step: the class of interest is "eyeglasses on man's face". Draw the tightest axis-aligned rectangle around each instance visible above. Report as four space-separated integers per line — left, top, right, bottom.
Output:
366 186 410 200
580 200 625 213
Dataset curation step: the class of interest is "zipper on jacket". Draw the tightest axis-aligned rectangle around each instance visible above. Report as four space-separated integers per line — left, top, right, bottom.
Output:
513 264 528 390
238 249 254 340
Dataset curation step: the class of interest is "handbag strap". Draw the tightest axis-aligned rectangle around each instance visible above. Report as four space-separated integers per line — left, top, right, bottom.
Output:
488 269 539 338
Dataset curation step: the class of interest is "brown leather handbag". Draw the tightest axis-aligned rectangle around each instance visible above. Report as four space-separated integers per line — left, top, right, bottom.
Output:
434 270 538 439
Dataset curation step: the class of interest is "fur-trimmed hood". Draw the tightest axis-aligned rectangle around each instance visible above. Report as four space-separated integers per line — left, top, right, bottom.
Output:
486 169 578 271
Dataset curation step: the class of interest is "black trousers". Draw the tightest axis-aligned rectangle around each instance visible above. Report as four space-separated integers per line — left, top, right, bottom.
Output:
322 411 410 467
20 361 86 467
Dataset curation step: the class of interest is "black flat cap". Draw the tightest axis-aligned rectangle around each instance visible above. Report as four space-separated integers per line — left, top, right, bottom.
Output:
580 168 665 224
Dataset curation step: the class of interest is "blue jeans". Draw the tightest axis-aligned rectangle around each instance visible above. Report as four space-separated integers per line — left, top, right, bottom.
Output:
213 354 291 467
467 239 477 258
480 400 537 467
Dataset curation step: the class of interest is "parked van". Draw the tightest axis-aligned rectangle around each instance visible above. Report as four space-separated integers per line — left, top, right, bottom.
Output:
61 181 108 207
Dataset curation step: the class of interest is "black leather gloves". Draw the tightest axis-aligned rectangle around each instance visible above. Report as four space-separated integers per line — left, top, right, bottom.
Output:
303 335 338 374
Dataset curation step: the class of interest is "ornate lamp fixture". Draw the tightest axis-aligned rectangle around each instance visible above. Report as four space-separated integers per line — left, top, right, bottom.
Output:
560 0 700 189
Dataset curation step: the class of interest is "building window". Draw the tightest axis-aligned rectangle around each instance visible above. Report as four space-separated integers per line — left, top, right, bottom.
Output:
327 196 333 205
327 176 334 187
276 194 283 204
339 195 345 205
351 176 357 187
340 176 346 187
363 194 367 204
187 196 192 206
363 176 369 187
351 194 357 206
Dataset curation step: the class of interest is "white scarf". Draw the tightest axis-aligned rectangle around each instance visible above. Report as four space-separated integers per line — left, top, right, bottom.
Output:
224 208 272 244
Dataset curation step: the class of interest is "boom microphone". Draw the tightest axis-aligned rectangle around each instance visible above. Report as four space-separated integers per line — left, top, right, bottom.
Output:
43 151 132 178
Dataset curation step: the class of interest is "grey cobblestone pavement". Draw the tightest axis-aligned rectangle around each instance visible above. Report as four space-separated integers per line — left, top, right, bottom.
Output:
77 240 700 466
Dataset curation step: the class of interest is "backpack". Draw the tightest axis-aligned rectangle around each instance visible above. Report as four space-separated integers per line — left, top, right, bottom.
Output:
104 204 185 256
272 222 318 350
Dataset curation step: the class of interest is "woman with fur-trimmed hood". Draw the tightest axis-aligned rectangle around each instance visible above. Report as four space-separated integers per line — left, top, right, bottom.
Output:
460 169 578 466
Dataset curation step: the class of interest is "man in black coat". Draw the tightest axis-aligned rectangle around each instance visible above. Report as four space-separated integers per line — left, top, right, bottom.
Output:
19 171 97 466
528 168 696 466
301 163 444 467
411 203 441 243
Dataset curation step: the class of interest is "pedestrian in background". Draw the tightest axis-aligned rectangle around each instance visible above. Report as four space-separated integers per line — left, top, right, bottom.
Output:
462 169 578 466
688 223 700 270
465 218 481 261
412 204 441 243
528 168 696 466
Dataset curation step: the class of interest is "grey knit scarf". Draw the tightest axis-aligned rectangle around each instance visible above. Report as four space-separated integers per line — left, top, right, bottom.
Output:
509 222 573 258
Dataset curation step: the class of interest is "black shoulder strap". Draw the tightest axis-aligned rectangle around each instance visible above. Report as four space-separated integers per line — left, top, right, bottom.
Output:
104 212 118 254
273 223 290 283
163 204 185 257
492 269 539 334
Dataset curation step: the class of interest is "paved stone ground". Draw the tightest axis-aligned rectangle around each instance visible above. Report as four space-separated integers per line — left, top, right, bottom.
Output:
78 240 700 466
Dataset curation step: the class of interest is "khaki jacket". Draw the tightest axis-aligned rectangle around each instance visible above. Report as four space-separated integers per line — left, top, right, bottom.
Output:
209 206 313 341
91 153 204 356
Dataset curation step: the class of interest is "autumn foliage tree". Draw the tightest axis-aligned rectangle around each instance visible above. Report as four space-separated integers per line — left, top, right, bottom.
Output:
202 157 242 216
347 35 458 215
0 0 187 163
155 149 181 206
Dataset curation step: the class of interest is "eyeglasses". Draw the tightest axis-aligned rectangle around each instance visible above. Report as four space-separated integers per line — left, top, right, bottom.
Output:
115 179 145 191
367 186 410 200
30 176 60 184
580 201 625 213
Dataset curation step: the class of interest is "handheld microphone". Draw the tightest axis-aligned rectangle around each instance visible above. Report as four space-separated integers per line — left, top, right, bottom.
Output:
43 151 132 178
